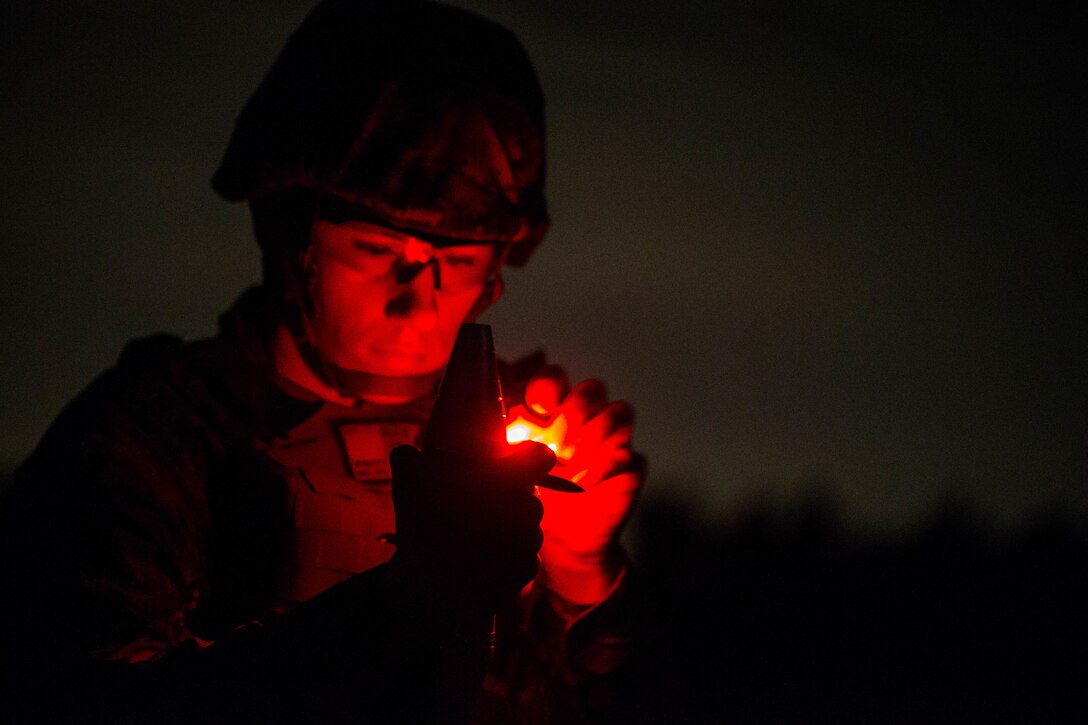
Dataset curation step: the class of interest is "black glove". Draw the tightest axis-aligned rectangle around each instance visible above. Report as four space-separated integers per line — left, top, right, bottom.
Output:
389 441 553 608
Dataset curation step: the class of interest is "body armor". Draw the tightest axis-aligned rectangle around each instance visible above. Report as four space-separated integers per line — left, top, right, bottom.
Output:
267 399 430 604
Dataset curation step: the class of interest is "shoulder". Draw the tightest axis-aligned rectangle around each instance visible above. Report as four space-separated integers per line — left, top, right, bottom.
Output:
0 333 244 665
10 332 242 515
3 329 256 574
40 332 218 454
117 331 187 371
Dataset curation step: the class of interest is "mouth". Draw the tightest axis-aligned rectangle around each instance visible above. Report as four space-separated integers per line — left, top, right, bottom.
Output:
365 337 440 369
368 343 428 360
373 326 447 354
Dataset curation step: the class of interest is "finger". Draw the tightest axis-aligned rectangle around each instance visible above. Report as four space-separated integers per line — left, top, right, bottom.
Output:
568 444 645 491
488 488 545 542
389 444 424 483
575 400 634 448
524 364 570 416
560 434 625 488
558 379 608 429
573 446 631 490
592 469 644 497
498 488 545 529
560 404 633 480
489 441 558 490
388 445 426 522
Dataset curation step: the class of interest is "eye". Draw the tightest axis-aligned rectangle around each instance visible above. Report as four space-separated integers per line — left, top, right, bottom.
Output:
352 240 395 256
443 254 478 268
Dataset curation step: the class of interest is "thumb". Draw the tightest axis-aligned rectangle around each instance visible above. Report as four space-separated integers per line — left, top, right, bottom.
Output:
389 443 423 469
389 444 424 492
488 441 557 492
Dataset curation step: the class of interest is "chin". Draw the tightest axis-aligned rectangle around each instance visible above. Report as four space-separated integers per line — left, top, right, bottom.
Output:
343 348 442 377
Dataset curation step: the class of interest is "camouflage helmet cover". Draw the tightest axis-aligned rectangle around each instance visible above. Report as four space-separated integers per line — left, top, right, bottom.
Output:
212 0 548 266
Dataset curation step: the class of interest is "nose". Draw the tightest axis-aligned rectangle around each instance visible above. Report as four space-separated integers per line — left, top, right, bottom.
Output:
395 259 441 289
385 260 439 330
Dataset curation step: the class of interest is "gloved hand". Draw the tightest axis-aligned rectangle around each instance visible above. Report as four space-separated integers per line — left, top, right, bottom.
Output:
505 368 645 611
388 441 553 608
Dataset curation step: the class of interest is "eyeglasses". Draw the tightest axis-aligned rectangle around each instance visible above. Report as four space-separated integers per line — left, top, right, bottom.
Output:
313 219 498 294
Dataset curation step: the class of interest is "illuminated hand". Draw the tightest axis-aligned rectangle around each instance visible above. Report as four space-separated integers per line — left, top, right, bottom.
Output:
506 368 645 610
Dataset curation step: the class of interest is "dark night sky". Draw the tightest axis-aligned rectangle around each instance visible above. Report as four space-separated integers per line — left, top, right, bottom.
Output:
1 1 1084 531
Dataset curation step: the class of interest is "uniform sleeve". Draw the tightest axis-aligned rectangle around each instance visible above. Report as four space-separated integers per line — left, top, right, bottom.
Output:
476 566 643 724
0 348 217 714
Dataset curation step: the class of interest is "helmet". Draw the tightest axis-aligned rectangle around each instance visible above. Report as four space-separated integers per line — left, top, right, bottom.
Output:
212 0 548 266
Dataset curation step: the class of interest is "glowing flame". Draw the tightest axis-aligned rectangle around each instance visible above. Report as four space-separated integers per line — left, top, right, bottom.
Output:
506 423 532 443
505 415 571 460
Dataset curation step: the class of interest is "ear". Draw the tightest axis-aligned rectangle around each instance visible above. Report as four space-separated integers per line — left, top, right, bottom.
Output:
466 275 504 322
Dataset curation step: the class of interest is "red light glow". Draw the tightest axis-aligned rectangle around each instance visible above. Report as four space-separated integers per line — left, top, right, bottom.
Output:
505 414 574 463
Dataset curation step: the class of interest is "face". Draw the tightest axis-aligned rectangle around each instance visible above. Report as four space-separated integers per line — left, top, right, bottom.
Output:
306 218 499 377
